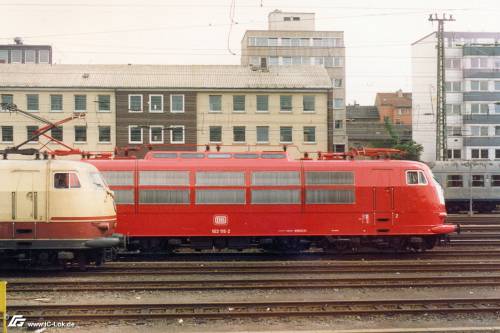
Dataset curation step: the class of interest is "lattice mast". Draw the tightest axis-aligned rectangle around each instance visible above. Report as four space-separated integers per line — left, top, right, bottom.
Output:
429 13 455 161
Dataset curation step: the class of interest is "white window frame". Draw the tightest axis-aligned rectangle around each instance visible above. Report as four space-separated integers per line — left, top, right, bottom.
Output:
50 94 63 113
303 126 316 144
232 126 246 143
148 94 164 113
170 94 185 113
149 125 164 144
1 126 13 143
98 126 111 144
279 126 293 144
74 125 87 144
405 170 428 186
74 94 87 113
209 95 222 113
97 95 111 113
128 125 143 144
128 94 143 113
256 126 269 144
38 50 49 64
209 126 222 143
24 50 36 64
11 50 22 63
170 125 185 144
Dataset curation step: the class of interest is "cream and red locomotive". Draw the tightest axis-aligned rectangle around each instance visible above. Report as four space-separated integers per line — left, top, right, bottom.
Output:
88 150 457 253
0 159 118 266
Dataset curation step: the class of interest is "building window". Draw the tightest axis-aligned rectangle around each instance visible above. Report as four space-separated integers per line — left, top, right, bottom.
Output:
0 50 7 63
333 78 343 88
303 126 316 143
447 175 463 187
334 144 345 153
49 94 63 112
209 95 222 112
51 126 63 141
128 126 143 144
27 126 38 142
470 103 489 114
11 50 22 63
98 126 111 143
257 126 269 143
256 95 269 112
303 96 315 112
74 95 87 112
149 94 163 112
492 175 500 186
1 126 13 143
291 38 300 47
209 126 222 143
39 50 49 64
26 94 39 111
472 175 485 187
268 38 278 46
280 95 292 112
268 56 279 65
149 126 164 143
446 104 461 115
256 37 267 46
471 148 489 159
334 120 343 129
495 81 500 91
496 103 500 114
280 126 293 143
284 17 291 21
496 149 500 159
281 38 291 46
233 126 246 143
74 126 87 142
470 57 488 68
233 95 245 112
471 80 489 91
445 58 461 69
1 94 13 110
24 50 36 63
447 149 461 159
282 56 292 65
333 98 344 109
170 94 184 113
445 81 461 92
470 126 488 136
98 95 111 112
128 94 143 112
170 126 185 144
447 126 462 136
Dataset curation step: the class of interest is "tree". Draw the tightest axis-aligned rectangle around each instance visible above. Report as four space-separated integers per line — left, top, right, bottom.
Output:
383 118 423 161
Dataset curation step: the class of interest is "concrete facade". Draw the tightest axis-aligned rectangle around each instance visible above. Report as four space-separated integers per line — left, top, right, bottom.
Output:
196 91 328 159
241 11 347 153
0 90 115 154
412 31 500 162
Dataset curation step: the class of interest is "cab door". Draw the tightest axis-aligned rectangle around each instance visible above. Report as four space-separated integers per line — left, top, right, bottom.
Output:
11 171 41 239
372 169 394 227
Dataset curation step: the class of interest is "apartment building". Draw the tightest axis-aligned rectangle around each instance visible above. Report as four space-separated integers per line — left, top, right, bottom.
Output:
241 10 347 152
412 31 500 162
0 64 331 159
375 90 412 125
0 38 52 64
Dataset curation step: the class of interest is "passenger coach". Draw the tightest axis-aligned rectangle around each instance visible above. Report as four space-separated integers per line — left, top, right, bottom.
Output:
89 151 456 253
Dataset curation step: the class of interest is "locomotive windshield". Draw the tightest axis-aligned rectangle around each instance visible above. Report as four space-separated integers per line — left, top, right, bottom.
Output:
91 172 107 188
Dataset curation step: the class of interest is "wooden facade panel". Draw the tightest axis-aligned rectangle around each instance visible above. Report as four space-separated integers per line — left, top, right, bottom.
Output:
115 91 197 157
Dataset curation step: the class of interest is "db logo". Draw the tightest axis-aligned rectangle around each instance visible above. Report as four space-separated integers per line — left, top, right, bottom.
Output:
213 215 229 226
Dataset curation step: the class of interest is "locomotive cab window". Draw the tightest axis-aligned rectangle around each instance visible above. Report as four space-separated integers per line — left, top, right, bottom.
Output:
54 172 81 189
406 171 427 185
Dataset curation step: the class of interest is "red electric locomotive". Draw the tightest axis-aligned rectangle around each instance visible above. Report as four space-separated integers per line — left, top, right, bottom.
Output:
88 150 457 253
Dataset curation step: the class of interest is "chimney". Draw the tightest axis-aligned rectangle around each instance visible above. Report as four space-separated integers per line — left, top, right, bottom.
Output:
396 89 403 98
14 37 23 45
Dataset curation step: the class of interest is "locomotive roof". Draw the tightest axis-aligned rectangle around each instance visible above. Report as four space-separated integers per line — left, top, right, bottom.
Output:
0 159 99 172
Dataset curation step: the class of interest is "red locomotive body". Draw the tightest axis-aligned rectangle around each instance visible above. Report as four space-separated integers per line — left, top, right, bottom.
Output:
88 151 457 252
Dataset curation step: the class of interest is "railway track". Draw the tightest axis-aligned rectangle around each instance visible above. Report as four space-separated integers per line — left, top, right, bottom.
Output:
7 274 500 292
8 298 500 322
446 214 500 245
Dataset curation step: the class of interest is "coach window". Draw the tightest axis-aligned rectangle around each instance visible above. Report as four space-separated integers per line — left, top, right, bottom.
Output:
406 171 427 185
472 175 485 187
491 175 500 187
54 173 81 189
447 175 463 188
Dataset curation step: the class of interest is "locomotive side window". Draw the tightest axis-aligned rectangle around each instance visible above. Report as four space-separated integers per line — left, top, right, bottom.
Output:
101 171 134 186
447 175 463 188
234 153 259 159
139 171 189 186
196 172 245 186
54 173 81 189
260 153 286 159
113 189 134 204
492 175 500 187
180 153 204 159
152 153 178 158
306 189 354 204
196 189 245 204
472 175 485 187
305 171 354 185
207 153 232 159
139 190 189 204
251 189 300 204
252 171 300 186
406 171 427 185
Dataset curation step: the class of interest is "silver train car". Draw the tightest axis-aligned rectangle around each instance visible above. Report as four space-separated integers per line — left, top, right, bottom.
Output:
430 161 500 213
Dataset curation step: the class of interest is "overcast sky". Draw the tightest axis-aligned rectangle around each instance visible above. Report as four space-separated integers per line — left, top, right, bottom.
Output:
1 0 499 104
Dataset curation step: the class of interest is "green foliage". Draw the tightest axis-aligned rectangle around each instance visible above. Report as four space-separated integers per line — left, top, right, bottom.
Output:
382 117 423 161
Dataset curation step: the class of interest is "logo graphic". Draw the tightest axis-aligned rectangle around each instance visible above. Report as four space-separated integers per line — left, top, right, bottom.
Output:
213 215 228 226
8 314 26 327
